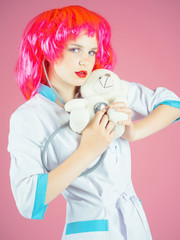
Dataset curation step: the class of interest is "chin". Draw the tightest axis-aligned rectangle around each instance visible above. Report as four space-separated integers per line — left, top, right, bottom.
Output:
75 78 87 86
76 82 85 87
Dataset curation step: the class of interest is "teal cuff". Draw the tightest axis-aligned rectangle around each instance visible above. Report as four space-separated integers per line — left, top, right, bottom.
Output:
32 174 48 219
66 219 109 235
153 100 180 122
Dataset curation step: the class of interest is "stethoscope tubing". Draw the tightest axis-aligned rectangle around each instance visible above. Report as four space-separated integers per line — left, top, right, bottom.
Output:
41 60 108 176
41 120 108 176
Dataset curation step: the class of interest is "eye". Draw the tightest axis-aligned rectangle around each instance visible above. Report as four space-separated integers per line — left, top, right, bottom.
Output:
89 51 97 56
69 48 80 53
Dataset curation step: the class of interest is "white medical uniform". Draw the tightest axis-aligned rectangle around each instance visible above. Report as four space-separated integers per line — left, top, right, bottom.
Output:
8 81 180 240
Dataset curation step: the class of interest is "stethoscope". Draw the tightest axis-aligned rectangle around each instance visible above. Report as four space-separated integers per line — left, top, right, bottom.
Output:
41 60 108 176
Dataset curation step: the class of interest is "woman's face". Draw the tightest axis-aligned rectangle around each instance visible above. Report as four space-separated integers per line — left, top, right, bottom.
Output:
49 31 98 92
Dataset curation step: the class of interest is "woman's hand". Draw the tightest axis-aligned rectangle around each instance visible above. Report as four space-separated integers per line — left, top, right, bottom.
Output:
108 102 135 141
79 109 115 158
46 109 115 205
108 103 180 142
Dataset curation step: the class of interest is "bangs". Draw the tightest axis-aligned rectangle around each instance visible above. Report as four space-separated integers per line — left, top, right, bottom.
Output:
39 6 107 62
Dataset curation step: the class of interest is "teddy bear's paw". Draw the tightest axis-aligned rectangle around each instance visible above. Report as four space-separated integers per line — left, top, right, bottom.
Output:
107 108 128 138
70 108 90 133
114 125 125 138
64 99 88 112
107 108 128 124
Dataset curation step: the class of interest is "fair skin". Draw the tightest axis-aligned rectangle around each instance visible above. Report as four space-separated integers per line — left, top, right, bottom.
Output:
45 32 180 205
48 32 98 106
108 102 180 141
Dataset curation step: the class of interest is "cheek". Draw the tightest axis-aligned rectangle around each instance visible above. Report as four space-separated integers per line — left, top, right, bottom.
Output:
54 63 64 76
90 57 96 69
64 53 79 65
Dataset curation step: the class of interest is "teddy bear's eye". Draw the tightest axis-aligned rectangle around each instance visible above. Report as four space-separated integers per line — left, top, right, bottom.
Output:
99 77 102 80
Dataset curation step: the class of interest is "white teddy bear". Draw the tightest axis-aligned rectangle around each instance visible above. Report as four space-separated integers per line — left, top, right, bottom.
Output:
64 69 129 139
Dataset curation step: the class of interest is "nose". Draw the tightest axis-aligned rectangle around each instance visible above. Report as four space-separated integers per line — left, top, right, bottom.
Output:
105 73 111 77
79 59 89 66
79 54 90 66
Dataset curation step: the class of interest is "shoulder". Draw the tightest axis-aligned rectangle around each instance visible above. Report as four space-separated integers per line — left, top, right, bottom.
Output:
9 93 69 131
10 93 58 122
9 94 58 133
8 94 58 152
10 94 43 123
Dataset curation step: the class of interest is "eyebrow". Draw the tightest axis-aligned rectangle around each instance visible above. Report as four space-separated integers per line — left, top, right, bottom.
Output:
67 43 98 50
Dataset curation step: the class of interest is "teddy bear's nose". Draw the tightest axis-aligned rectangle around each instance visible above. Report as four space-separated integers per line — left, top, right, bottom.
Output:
105 73 111 77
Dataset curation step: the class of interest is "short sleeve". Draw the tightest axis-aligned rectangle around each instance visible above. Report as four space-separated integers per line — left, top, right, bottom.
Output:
127 82 180 122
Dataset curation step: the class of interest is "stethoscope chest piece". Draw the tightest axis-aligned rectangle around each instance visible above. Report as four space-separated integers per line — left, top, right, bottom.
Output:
42 60 108 176
94 102 108 113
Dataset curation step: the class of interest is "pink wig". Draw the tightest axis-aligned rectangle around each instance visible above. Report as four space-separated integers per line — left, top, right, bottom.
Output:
16 5 116 100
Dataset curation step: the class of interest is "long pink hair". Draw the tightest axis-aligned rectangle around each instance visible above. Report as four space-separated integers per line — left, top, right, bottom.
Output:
16 5 116 100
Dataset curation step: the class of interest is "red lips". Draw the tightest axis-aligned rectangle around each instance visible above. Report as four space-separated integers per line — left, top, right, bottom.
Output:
75 71 87 78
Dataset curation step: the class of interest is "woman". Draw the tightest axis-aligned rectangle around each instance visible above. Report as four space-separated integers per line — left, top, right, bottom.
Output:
8 5 180 240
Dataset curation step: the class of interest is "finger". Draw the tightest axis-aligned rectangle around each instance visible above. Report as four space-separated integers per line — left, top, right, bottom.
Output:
106 121 115 133
93 110 106 124
118 120 132 125
100 114 109 128
108 129 115 139
103 105 109 111
113 107 132 114
109 102 126 108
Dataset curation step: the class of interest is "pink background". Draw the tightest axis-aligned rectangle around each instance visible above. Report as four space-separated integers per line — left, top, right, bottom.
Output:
1 0 180 239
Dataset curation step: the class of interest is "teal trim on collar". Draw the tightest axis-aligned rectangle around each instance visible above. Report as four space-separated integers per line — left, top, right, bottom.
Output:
31 174 48 220
66 219 108 235
37 83 56 102
153 100 180 122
